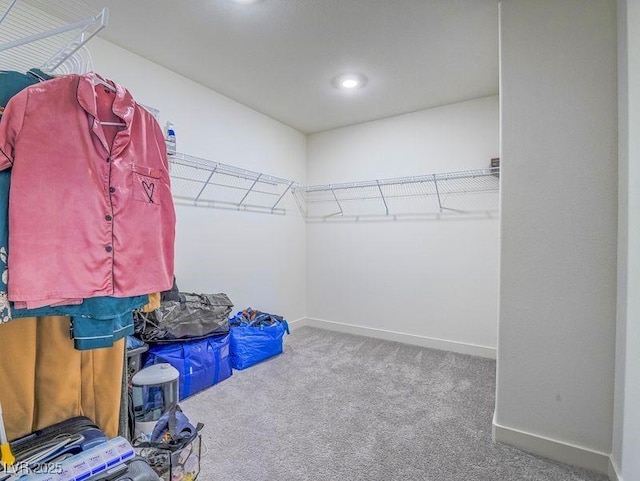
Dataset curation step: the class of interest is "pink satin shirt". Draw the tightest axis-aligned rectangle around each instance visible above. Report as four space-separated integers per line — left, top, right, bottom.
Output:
0 73 176 302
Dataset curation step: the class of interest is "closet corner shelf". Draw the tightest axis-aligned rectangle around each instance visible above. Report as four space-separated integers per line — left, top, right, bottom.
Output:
292 167 500 221
0 0 108 74
169 152 297 215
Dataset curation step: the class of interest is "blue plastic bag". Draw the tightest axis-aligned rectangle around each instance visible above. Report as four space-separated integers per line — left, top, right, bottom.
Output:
229 319 289 370
144 333 232 399
126 335 145 350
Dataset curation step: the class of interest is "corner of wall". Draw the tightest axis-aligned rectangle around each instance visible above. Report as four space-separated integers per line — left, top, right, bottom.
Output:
609 457 623 481
492 419 611 476
287 317 311 331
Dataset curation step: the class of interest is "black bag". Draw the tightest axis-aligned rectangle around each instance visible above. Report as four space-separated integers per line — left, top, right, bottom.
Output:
10 416 104 464
135 293 233 343
161 277 181 303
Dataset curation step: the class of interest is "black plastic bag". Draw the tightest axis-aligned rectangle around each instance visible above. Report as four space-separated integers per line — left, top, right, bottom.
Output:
135 293 232 343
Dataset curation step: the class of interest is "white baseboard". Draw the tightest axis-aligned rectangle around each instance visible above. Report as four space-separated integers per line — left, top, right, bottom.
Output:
492 416 610 475
608 457 623 481
287 318 311 330
297 317 496 359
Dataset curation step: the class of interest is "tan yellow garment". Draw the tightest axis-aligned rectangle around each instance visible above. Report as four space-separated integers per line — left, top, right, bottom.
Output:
80 337 124 437
0 317 36 441
140 292 161 313
33 316 82 432
0 316 123 441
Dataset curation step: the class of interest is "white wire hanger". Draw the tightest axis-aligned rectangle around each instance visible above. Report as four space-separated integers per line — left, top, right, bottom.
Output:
92 74 126 127
54 46 91 76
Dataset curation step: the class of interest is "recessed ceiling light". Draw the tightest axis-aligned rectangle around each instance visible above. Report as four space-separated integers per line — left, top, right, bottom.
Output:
332 73 368 90
231 0 262 4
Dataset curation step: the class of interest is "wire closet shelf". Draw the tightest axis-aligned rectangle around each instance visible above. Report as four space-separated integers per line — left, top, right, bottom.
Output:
292 167 500 221
0 0 107 74
169 152 297 215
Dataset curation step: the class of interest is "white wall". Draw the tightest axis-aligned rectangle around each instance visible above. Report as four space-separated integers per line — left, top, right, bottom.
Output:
612 1 640 480
496 0 617 472
306 96 500 355
87 37 307 321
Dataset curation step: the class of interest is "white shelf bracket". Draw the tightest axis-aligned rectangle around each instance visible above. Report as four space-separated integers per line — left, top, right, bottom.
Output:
238 173 262 206
194 165 219 202
271 180 294 213
433 174 443 212
292 187 307 219
376 179 389 215
330 187 343 217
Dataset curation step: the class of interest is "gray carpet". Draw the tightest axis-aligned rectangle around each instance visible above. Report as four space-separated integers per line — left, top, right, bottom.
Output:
182 327 608 481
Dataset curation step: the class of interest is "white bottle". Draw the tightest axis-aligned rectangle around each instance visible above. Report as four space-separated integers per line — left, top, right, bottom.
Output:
165 121 176 156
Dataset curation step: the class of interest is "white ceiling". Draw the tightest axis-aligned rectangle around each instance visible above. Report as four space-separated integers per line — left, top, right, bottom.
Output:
47 0 499 134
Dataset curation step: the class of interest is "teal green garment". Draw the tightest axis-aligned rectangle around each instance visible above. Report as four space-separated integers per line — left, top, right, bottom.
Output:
70 313 136 350
0 69 49 114
13 295 148 349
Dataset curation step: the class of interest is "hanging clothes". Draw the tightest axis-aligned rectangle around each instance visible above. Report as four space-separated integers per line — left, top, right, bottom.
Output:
0 71 174 441
0 316 124 440
0 72 176 304
0 71 155 350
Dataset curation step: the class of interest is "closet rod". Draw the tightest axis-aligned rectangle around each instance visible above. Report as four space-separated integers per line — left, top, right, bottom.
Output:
173 197 287 216
303 188 497 205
